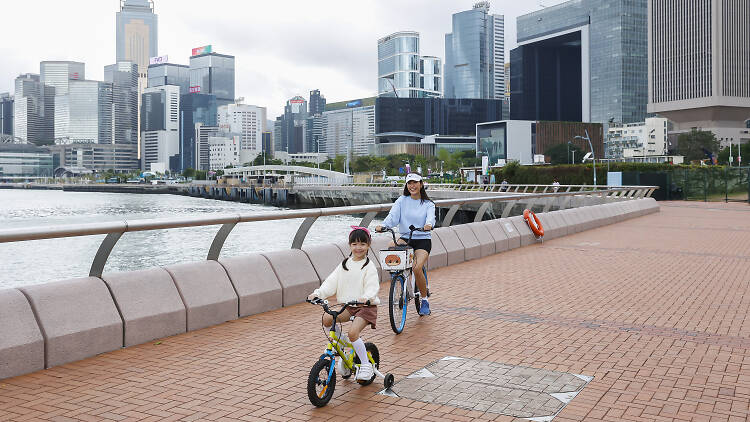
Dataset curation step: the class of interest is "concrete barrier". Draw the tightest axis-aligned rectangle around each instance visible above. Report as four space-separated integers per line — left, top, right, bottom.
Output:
262 249 319 306
537 211 563 239
559 208 584 233
0 289 44 379
219 254 283 317
427 233 448 270
497 218 521 249
480 219 510 253
102 268 186 347
450 224 482 261
509 216 537 247
302 243 346 282
163 261 238 331
20 277 122 368
433 227 465 266
467 222 496 258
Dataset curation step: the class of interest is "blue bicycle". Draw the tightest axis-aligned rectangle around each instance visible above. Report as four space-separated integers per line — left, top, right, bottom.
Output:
376 225 430 334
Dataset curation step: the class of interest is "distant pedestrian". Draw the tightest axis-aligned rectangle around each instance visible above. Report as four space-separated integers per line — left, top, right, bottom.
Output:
500 179 509 192
552 179 561 193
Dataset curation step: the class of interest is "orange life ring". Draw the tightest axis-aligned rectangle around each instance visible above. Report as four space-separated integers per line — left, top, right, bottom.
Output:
523 209 544 238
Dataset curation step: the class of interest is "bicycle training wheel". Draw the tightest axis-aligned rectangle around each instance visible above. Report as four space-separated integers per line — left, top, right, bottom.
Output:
389 276 407 334
307 359 335 407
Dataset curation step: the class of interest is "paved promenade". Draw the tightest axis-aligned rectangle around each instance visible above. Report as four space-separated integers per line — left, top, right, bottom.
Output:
1 201 749 421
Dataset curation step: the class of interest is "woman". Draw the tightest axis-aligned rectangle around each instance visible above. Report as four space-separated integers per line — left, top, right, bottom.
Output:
375 173 435 315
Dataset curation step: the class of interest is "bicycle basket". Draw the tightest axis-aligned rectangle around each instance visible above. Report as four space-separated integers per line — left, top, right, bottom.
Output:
378 248 413 271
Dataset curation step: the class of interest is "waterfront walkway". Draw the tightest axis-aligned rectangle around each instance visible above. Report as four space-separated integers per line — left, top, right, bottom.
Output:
1 201 749 421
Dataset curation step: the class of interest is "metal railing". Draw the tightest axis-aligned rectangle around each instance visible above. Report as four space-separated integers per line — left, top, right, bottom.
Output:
292 183 627 194
0 186 656 279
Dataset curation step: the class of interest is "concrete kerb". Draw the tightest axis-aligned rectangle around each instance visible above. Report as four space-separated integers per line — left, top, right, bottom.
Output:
497 218 521 249
537 211 561 239
219 254 283 317
480 219 510 253
262 249 320 307
19 277 122 368
467 221 496 257
433 227 465 266
302 243 346 283
101 268 186 347
450 224 482 261
163 261 238 332
0 289 44 379
508 216 538 247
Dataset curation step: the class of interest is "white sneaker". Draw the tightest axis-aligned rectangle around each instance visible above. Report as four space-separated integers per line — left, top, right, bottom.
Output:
356 362 374 380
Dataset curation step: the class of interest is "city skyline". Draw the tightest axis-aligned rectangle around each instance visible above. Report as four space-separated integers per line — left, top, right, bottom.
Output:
0 0 567 117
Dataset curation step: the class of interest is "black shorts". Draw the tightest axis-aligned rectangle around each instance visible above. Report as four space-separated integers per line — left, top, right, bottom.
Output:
399 237 432 254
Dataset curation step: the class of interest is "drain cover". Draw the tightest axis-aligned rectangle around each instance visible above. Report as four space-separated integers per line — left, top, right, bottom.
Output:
382 357 592 421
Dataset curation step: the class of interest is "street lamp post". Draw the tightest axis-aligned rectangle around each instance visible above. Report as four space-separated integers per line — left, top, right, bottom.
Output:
574 129 596 186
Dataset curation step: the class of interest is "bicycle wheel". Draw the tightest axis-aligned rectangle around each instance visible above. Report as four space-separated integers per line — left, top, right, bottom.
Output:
389 275 407 334
354 342 380 386
307 358 335 407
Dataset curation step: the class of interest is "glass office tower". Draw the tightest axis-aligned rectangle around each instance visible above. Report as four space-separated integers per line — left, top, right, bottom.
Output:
179 93 217 171
444 2 505 99
105 62 139 147
116 0 158 78
0 93 13 136
14 74 54 145
378 32 441 98
148 63 190 95
189 51 235 107
511 0 648 124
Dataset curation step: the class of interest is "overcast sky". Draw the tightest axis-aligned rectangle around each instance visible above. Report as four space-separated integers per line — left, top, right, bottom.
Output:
0 0 567 117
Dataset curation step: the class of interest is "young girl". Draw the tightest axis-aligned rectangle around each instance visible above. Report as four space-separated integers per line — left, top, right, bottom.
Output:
307 226 380 380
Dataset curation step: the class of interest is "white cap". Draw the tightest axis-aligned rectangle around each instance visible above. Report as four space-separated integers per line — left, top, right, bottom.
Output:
405 173 422 183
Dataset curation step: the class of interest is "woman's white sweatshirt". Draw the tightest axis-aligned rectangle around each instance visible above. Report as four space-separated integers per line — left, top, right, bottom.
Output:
310 258 381 305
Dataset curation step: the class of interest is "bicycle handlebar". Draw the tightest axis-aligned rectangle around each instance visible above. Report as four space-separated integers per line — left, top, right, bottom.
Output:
306 298 369 317
375 224 431 244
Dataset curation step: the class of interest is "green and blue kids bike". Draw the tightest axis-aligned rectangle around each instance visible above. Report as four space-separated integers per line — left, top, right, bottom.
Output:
306 298 394 407
376 225 430 334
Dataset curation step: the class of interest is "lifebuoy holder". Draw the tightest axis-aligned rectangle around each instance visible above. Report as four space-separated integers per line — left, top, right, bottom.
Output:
523 209 544 238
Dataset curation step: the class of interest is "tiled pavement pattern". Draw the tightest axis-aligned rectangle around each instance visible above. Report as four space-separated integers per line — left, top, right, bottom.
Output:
0 201 749 421
387 357 591 419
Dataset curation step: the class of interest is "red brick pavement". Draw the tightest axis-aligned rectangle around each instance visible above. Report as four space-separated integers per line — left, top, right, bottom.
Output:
1 201 749 421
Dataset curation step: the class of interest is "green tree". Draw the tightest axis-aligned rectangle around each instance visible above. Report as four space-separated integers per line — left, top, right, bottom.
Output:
182 168 196 178
545 143 585 165
332 154 346 172
677 129 719 163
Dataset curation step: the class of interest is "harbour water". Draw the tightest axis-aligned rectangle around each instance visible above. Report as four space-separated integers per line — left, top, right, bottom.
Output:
0 190 381 288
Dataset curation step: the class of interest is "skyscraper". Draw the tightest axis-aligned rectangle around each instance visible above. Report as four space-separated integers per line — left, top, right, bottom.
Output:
189 46 235 107
116 0 158 80
147 62 190 95
141 84 179 172
116 0 158 159
0 93 13 137
511 0 648 124
309 89 326 115
13 74 54 145
40 61 85 142
444 2 504 99
67 80 114 144
276 96 307 154
105 62 139 147
179 93 217 171
648 0 750 147
378 32 442 98
217 103 267 163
